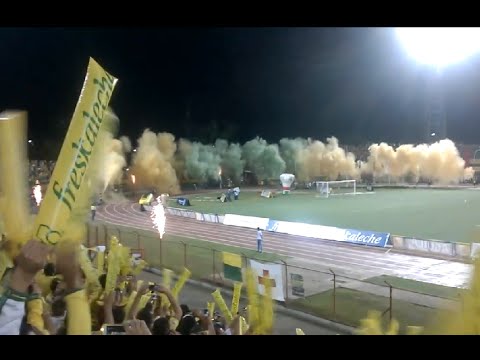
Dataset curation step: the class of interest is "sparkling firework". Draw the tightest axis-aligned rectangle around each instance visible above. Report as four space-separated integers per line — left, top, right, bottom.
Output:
33 181 42 206
151 196 166 239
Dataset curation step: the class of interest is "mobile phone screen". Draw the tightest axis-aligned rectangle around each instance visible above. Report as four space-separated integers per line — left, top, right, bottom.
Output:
104 325 126 335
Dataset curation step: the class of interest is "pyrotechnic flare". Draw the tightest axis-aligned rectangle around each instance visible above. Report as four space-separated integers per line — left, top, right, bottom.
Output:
33 180 42 206
151 196 166 239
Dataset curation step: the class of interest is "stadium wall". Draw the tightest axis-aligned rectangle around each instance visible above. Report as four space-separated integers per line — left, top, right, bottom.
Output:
166 207 472 260
390 235 471 259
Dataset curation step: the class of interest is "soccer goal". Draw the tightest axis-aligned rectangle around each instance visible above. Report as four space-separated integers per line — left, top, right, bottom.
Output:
315 180 356 198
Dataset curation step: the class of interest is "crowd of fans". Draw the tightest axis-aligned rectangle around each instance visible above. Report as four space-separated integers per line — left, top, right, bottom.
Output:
0 239 248 335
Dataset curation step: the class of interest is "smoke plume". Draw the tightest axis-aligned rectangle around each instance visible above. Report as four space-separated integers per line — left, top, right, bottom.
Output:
131 129 180 194
101 134 129 191
296 137 359 181
183 141 222 183
279 138 308 174
120 136 132 153
362 139 473 184
242 137 286 180
215 139 245 183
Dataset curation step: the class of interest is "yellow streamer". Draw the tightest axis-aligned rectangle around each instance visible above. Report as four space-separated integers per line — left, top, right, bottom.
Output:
119 245 132 276
79 245 100 287
124 290 138 317
231 282 243 315
104 238 121 294
245 268 259 327
131 259 147 276
32 58 118 245
0 111 32 252
0 250 12 283
240 316 249 334
96 249 105 273
259 275 274 334
207 302 215 318
406 326 423 335
171 268 191 299
211 289 233 323
27 298 48 335
138 294 151 310
163 268 173 289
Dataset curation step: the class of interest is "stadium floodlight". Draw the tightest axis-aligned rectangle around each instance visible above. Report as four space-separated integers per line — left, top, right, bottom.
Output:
395 27 480 69
396 28 480 142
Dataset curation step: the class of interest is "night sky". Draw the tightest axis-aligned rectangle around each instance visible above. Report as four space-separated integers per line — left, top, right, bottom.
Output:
2 27 480 158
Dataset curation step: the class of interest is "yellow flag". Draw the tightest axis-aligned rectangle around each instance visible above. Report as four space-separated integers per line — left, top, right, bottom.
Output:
223 252 242 268
0 111 32 250
33 58 118 245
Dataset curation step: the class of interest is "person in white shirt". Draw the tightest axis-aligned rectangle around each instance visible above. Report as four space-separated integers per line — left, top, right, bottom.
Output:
256 227 263 253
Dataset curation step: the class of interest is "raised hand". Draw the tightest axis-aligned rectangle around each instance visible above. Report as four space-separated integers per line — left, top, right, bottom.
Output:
124 319 151 335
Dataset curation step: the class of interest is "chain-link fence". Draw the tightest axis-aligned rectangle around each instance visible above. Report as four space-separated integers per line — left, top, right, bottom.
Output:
87 223 462 329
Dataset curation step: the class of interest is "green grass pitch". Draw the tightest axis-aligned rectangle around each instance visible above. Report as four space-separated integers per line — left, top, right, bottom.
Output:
169 188 480 243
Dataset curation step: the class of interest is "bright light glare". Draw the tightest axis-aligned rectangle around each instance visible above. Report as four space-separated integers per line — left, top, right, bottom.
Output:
395 27 480 68
151 197 166 239
33 183 42 206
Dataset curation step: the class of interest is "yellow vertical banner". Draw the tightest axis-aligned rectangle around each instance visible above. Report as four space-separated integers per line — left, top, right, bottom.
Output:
33 58 118 245
230 282 243 315
171 268 191 298
0 111 32 249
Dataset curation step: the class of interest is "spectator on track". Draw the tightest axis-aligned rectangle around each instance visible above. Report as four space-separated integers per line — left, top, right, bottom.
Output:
256 227 263 253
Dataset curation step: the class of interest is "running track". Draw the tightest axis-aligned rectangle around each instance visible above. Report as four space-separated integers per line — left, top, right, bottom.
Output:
97 201 472 288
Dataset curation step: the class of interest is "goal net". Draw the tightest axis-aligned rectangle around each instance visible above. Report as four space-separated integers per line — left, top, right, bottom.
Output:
315 180 356 198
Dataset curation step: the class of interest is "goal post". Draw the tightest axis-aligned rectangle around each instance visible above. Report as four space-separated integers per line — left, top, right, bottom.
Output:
315 180 356 198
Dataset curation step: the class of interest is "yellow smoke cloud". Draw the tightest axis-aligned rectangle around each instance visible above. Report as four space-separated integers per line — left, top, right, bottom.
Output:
120 136 132 153
297 137 359 181
132 129 180 194
101 134 128 191
362 139 473 184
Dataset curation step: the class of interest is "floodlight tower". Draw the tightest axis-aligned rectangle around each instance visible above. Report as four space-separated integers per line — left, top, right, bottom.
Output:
395 28 480 143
